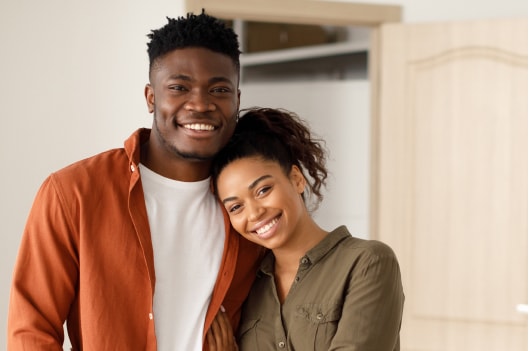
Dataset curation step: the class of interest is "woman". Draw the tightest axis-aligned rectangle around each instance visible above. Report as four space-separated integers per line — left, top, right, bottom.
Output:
207 108 404 351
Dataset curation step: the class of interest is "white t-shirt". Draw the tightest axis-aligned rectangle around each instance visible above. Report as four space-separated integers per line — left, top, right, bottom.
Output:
139 164 225 351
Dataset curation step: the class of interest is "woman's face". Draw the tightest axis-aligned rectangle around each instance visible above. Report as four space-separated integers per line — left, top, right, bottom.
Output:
216 156 307 250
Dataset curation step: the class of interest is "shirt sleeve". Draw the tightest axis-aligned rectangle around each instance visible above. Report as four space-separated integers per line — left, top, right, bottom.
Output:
7 174 79 350
329 241 405 351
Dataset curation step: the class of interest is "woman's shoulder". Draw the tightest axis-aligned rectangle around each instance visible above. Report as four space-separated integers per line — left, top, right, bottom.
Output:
332 225 398 260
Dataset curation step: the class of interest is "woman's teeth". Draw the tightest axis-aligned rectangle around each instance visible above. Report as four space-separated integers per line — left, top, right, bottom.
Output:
256 217 278 235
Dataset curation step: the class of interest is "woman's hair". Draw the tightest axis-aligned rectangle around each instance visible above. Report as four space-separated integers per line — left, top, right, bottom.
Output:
211 107 329 210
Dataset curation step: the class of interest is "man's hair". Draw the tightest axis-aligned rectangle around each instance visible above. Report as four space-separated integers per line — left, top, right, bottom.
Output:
146 10 241 75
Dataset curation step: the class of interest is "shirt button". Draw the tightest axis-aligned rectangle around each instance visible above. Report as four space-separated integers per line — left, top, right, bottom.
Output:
295 276 300 282
278 341 286 348
316 313 324 320
301 257 309 264
148 313 153 320
130 164 136 172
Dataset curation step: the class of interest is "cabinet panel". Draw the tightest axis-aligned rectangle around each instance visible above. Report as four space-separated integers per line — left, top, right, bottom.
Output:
375 18 527 350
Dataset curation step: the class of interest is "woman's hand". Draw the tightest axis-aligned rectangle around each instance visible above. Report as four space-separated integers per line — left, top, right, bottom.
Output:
206 306 239 351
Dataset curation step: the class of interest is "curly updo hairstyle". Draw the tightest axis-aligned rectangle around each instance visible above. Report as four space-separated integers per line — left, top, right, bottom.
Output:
211 108 329 210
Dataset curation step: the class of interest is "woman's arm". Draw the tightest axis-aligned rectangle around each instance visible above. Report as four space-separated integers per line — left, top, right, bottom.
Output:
330 241 405 351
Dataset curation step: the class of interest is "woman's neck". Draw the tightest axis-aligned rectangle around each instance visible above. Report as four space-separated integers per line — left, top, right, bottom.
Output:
272 220 327 303
273 219 327 267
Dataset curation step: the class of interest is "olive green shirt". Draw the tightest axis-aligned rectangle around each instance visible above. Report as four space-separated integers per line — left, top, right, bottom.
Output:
237 226 404 351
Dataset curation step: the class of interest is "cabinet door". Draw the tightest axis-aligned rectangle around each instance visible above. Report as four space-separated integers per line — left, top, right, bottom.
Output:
374 18 527 350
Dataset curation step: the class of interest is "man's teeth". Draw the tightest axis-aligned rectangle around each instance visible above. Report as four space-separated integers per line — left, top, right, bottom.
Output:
256 218 278 235
184 123 215 131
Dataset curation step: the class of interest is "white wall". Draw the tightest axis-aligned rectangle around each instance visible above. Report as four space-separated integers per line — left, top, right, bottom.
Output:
1 0 526 349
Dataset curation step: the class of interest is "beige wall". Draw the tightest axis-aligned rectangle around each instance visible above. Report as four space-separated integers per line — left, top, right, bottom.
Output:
1 0 526 349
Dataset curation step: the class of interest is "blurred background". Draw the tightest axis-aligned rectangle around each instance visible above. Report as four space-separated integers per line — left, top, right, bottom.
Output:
1 0 526 349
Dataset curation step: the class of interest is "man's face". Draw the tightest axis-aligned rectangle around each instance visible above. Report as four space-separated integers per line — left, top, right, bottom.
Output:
145 47 240 163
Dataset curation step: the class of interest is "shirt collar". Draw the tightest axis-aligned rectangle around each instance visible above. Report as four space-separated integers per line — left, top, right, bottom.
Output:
258 225 351 275
124 128 151 166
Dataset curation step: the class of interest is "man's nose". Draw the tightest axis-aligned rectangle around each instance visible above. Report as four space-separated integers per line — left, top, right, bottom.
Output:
184 90 216 112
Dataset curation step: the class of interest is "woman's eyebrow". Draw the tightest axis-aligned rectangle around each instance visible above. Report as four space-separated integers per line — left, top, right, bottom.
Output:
248 175 272 190
221 174 272 205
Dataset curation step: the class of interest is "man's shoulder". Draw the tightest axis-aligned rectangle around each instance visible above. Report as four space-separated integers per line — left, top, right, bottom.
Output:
43 148 132 199
53 128 146 178
55 147 129 177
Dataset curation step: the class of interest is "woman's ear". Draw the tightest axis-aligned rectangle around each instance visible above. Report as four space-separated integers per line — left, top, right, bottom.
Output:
289 165 306 194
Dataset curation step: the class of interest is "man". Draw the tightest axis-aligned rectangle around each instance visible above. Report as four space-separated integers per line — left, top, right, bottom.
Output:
7 11 264 350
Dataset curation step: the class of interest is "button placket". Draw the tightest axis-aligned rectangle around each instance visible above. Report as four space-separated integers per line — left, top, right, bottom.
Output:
295 256 312 285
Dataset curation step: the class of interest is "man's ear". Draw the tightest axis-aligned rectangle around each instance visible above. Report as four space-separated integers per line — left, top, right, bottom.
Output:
145 83 155 113
290 165 306 194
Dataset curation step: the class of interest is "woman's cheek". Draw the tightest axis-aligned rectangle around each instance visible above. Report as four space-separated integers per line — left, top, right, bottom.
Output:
230 216 246 236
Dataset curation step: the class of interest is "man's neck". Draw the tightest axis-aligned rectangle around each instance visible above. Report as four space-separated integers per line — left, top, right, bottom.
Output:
140 143 211 182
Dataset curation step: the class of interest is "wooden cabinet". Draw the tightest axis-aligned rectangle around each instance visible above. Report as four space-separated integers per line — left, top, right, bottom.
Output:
186 0 401 84
232 20 371 82
375 18 527 350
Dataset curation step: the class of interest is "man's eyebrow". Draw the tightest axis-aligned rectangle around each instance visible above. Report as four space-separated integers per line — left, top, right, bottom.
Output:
209 76 235 85
221 175 272 205
167 75 234 85
168 74 191 81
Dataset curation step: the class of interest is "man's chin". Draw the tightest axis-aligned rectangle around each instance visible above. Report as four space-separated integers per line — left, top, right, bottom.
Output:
178 151 214 162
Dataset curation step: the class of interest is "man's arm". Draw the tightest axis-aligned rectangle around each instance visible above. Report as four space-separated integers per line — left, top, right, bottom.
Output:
8 175 79 350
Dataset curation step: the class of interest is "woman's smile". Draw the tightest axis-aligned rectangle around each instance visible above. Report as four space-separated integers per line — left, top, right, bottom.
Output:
253 215 281 239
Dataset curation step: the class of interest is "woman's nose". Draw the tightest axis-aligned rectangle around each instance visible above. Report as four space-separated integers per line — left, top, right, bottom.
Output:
247 202 265 221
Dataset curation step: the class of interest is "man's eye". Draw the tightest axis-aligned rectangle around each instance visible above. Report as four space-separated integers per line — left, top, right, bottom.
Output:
211 87 230 93
169 85 186 91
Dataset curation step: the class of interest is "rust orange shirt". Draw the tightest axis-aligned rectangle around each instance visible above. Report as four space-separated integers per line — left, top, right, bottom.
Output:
7 128 264 350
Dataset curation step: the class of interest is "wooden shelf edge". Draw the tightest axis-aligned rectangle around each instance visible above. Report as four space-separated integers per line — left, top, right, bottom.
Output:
185 0 402 26
241 40 370 66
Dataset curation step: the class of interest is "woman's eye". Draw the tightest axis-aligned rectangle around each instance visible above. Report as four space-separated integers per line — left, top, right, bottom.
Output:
257 186 271 197
228 204 242 213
